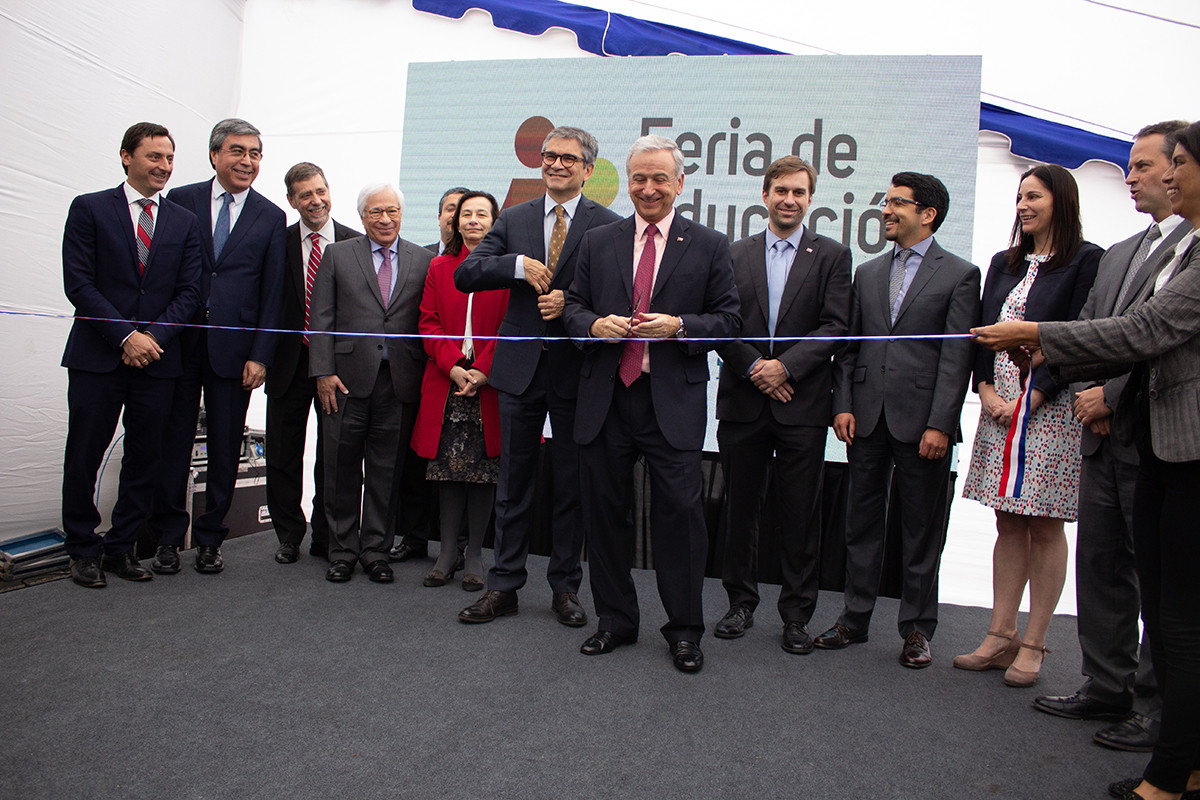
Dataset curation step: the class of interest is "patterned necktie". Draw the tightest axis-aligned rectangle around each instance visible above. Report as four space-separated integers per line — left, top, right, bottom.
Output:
767 239 791 340
619 223 658 387
546 204 567 277
303 232 321 345
135 198 155 275
213 191 233 260
1114 223 1162 311
377 245 393 303
889 247 913 323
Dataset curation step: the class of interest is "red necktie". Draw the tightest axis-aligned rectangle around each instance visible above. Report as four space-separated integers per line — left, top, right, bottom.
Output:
619 223 657 387
303 232 321 345
135 198 154 275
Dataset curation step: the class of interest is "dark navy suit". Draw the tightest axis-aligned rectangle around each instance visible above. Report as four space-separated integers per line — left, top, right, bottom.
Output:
563 212 741 643
152 178 286 548
455 194 620 595
61 184 202 558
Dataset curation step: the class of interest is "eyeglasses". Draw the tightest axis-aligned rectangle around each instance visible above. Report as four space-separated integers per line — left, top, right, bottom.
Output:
364 206 402 220
878 196 923 210
222 145 262 162
542 151 582 168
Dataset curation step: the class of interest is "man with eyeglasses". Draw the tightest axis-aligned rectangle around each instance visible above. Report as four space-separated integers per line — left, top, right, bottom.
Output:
309 184 432 583
455 126 620 627
148 118 286 575
819 172 980 668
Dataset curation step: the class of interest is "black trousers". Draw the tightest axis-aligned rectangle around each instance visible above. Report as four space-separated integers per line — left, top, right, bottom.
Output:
265 345 328 552
1134 452 1200 793
579 377 706 644
718 415 825 624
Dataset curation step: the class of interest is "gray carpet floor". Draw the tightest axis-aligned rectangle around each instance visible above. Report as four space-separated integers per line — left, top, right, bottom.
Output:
1 530 1144 799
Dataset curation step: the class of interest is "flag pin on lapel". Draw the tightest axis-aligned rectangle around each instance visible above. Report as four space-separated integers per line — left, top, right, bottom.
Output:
806 247 813 253
677 236 683 241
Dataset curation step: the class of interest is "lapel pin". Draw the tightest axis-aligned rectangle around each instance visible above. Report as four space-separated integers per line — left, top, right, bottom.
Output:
677 236 683 241
806 247 813 253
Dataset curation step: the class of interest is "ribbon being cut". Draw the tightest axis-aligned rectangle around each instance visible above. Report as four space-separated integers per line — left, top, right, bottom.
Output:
997 374 1034 499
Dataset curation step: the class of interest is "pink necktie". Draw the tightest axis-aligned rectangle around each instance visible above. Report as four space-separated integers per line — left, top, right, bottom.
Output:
619 223 657 387
303 232 321 345
377 245 393 303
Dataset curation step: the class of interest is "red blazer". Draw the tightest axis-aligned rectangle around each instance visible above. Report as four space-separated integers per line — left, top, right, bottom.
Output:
411 249 510 459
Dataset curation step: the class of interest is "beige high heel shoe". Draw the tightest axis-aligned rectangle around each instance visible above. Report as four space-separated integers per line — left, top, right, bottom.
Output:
1004 642 1050 687
952 630 1021 671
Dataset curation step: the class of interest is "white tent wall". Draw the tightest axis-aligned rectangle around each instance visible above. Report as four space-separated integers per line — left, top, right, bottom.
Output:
1 0 1189 612
0 0 245 538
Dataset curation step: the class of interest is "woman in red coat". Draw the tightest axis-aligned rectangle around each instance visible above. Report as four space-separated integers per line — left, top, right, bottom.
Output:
411 191 509 590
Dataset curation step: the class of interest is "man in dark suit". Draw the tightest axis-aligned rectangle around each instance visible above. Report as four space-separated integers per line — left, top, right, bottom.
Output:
390 185 468 563
1032 121 1191 749
148 118 286 575
309 183 431 583
265 162 360 565
455 127 620 627
562 135 741 673
60 122 203 588
820 172 980 668
713 156 852 654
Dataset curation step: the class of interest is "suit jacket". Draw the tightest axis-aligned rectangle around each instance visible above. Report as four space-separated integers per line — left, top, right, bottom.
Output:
424 242 441 254
308 235 432 402
265 219 361 397
716 228 851 427
61 184 203 378
563 214 741 451
1074 221 1194 462
455 194 622 398
165 179 287 378
1043 233 1200 463
411 250 510 459
973 241 1103 401
832 239 981 443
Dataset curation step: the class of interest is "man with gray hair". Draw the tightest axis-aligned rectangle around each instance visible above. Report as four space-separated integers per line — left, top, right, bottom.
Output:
1031 120 1192 752
308 183 431 583
562 134 741 672
149 117 286 574
455 126 620 627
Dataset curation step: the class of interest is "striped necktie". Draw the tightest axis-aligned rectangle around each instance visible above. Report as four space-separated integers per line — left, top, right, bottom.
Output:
135 198 154 275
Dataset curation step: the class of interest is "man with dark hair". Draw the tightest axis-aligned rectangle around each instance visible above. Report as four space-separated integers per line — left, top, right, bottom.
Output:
389 185 471 564
1032 120 1191 751
454 126 620 627
265 162 360 564
712 155 851 654
819 171 980 668
148 117 286 574
563 134 741 673
61 122 202 587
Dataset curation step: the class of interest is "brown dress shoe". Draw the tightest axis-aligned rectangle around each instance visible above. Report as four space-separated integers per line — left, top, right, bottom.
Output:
813 623 868 649
458 589 518 623
552 592 588 627
900 631 932 669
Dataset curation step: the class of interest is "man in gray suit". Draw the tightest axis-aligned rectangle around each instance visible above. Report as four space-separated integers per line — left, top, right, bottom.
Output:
309 183 432 583
820 172 980 668
1032 120 1191 751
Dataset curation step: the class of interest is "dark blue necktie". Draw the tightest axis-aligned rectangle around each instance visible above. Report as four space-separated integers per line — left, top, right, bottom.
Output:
213 191 233 260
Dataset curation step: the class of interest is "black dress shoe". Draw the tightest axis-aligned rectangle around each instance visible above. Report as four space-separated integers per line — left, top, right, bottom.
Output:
552 592 588 627
275 543 299 564
326 560 354 582
151 544 181 575
194 545 224 574
365 561 394 583
782 621 814 655
387 539 428 562
714 606 754 639
580 630 637 655
458 589 518 623
70 557 106 588
1107 777 1200 800
1095 712 1160 752
1032 691 1130 721
900 631 932 669
101 551 153 582
670 640 704 672
814 623 869 649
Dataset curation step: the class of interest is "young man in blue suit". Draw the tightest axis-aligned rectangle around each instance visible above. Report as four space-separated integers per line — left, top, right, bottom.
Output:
149 118 286 574
61 122 203 587
455 126 620 627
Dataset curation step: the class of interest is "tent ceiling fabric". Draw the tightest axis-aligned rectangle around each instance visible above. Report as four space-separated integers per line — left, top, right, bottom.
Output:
413 0 1137 170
